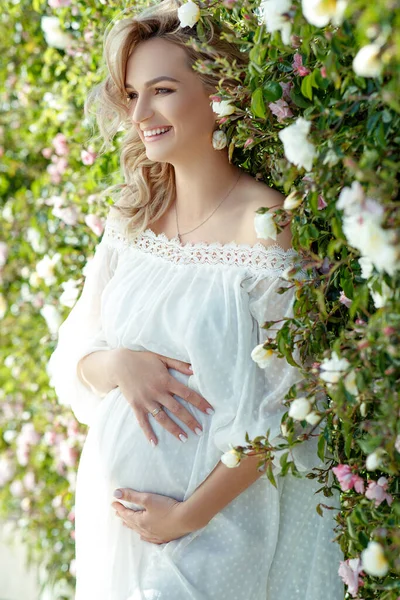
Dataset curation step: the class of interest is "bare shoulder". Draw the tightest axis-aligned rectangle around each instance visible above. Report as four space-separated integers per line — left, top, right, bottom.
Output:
234 176 292 250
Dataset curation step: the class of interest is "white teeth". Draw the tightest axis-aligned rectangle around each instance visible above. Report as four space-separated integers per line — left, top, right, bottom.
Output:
143 127 171 138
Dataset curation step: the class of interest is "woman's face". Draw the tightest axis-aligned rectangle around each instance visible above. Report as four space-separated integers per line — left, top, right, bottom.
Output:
124 36 217 164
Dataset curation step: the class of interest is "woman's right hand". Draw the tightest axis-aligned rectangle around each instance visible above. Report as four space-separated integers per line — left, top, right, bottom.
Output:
107 348 214 445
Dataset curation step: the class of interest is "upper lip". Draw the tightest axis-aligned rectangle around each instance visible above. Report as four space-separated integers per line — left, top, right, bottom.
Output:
140 126 172 132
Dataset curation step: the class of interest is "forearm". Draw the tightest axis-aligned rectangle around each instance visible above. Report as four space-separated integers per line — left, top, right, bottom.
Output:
181 454 264 531
77 348 120 397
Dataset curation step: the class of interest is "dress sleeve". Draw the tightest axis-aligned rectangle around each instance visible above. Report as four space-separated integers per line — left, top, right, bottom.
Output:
47 226 119 426
213 261 320 474
245 271 321 474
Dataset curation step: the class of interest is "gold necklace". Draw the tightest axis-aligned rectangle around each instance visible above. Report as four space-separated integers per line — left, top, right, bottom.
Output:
175 172 242 244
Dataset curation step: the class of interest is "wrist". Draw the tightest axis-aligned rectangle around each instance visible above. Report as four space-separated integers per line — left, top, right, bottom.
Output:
106 348 128 388
178 498 213 534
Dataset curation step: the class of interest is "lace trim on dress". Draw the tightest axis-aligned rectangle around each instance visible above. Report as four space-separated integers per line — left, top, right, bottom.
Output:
104 217 304 275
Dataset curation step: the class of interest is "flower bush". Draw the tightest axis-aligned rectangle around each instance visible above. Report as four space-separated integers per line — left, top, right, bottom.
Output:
0 0 399 597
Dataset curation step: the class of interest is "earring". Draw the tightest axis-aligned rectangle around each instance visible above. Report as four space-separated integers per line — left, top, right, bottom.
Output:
212 129 227 150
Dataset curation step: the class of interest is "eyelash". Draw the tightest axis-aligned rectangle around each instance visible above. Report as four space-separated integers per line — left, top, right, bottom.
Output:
125 88 173 101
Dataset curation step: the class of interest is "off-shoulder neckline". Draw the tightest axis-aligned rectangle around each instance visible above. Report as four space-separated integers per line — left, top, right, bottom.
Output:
141 227 297 256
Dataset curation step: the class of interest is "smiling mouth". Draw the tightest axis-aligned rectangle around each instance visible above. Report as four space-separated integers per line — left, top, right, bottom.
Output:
142 127 173 141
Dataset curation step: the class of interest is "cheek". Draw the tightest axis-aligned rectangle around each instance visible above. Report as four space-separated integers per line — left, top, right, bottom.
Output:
171 93 215 138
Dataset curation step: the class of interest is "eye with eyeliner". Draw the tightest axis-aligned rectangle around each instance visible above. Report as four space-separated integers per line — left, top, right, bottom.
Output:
126 88 173 101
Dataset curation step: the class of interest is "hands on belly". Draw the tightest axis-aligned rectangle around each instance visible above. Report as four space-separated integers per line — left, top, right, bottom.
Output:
111 487 196 544
108 349 214 543
107 348 214 445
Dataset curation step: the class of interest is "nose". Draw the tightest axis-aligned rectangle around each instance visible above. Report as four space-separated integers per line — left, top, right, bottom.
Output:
131 95 154 126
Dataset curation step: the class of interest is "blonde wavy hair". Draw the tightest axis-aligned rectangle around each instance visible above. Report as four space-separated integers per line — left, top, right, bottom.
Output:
85 0 249 236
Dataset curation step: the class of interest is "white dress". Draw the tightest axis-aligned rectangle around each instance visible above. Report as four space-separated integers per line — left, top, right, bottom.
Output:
48 212 344 600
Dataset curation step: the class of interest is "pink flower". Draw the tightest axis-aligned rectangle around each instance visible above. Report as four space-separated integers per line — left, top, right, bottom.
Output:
333 464 365 493
23 471 36 492
223 0 237 7
244 138 254 149
0 241 8 268
292 53 311 77
318 194 327 210
47 156 68 183
10 479 24 498
52 205 79 226
59 439 78 468
48 0 71 7
280 81 293 102
81 149 97 165
85 214 105 236
83 29 94 43
52 133 69 156
338 558 364 598
365 477 393 507
339 291 352 308
321 66 327 78
269 99 294 123
42 147 53 159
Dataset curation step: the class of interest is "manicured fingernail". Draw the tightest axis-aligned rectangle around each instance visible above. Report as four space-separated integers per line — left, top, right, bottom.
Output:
206 408 215 415
179 434 188 443
195 427 203 436
114 489 123 498
188 365 193 372
150 439 156 448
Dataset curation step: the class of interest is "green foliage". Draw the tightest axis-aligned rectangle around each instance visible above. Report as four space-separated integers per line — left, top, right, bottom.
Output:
0 0 399 597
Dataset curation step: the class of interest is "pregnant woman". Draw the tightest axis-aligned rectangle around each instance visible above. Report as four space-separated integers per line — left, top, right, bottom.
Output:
48 1 344 598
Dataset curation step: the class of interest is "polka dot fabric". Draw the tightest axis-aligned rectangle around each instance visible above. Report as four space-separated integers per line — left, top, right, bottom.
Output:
48 213 344 600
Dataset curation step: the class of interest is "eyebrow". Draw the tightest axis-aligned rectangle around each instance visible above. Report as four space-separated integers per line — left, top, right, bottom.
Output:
125 76 181 89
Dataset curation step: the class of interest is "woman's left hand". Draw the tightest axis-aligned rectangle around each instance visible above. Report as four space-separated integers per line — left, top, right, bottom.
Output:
111 488 194 544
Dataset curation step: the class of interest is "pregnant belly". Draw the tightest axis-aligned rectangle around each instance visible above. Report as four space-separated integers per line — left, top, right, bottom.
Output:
87 371 209 508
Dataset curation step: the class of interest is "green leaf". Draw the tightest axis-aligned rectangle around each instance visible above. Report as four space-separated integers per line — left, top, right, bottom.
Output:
301 75 314 101
251 88 266 119
317 433 326 462
262 81 283 103
266 462 277 488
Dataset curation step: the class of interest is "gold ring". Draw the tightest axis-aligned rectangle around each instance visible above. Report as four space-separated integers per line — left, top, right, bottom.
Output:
151 406 163 418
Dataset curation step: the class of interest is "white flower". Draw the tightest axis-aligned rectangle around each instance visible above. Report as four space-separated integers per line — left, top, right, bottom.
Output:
0 241 8 267
320 351 350 385
370 281 393 308
359 256 374 279
251 344 275 369
366 448 385 471
27 227 46 254
221 449 241 468
278 118 317 171
254 212 277 241
0 457 15 486
305 410 322 425
59 279 81 308
212 130 228 150
41 16 73 50
211 100 236 117
353 44 383 78
0 293 6 319
301 0 347 27
361 541 389 577
283 191 303 211
177 1 201 28
35 253 61 285
40 304 62 335
343 370 358 396
336 181 365 217
289 397 312 420
260 0 292 45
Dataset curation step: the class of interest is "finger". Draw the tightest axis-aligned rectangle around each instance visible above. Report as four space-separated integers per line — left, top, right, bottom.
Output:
168 377 214 415
157 394 204 437
159 355 193 376
149 404 189 443
113 489 150 507
131 406 158 447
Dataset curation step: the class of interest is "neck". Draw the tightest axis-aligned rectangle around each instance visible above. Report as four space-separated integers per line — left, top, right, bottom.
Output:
172 151 241 226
